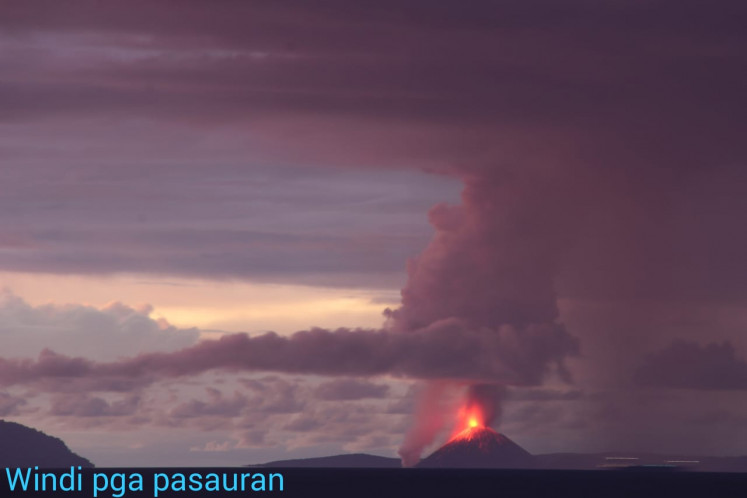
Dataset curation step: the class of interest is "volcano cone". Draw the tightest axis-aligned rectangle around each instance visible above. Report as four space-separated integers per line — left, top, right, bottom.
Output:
417 427 535 469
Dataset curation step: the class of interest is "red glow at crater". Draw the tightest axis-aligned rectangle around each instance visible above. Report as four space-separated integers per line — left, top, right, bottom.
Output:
449 402 489 442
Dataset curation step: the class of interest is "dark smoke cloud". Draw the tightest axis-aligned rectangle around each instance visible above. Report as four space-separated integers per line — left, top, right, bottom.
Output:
387 166 586 331
635 340 747 390
0 321 576 390
386 164 586 464
463 384 506 427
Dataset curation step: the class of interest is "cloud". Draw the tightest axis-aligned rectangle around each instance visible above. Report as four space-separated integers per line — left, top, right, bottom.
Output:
281 402 402 450
0 147 451 288
0 290 199 360
50 393 140 417
241 378 306 415
314 379 389 401
0 391 26 416
170 388 248 418
635 340 747 390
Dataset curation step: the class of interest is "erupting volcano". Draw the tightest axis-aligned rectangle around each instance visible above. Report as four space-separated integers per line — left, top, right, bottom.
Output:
417 426 535 469
448 401 491 440
416 390 535 469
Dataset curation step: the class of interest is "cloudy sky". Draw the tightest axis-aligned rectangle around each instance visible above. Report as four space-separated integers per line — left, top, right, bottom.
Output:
1 0 747 466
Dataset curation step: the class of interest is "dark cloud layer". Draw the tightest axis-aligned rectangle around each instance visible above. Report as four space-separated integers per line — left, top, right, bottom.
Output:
2 0 745 130
635 340 747 390
1 0 745 296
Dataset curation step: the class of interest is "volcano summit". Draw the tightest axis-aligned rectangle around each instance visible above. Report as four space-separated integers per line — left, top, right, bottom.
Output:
417 426 535 469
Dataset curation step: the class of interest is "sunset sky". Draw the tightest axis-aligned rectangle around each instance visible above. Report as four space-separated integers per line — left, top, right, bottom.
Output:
1 1 747 466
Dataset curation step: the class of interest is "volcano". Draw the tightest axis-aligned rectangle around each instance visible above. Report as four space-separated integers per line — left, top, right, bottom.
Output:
416 426 535 469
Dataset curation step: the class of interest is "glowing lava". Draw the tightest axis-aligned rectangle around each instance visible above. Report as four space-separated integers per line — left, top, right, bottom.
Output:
448 403 490 443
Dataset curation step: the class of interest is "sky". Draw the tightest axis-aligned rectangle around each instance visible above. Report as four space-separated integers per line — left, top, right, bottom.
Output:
1 0 747 466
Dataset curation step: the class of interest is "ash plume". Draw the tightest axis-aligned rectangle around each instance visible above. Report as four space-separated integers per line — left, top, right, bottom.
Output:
463 384 506 427
387 166 579 331
0 319 575 390
391 165 583 464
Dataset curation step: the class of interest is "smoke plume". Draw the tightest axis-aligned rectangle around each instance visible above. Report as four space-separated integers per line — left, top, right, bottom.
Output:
0 319 575 389
398 383 507 467
463 384 506 427
391 165 584 464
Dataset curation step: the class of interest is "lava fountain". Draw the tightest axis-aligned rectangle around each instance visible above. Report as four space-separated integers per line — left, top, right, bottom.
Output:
448 398 490 443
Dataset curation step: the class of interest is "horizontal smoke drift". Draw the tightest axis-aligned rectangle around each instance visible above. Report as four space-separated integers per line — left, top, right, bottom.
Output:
0 319 576 390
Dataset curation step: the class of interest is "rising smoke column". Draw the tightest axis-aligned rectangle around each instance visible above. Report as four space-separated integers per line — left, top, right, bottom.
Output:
388 165 581 331
390 165 583 465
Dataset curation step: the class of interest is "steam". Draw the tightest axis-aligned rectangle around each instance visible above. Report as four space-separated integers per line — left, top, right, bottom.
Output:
397 382 451 467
